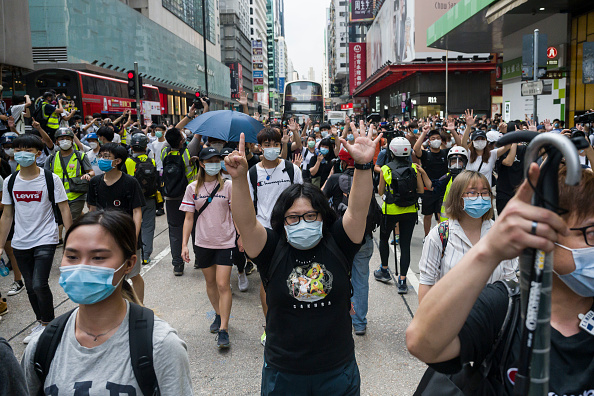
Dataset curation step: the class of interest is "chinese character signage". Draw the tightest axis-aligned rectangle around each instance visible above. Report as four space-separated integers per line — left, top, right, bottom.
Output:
330 83 342 97
227 62 243 99
350 0 375 23
252 40 265 93
278 77 286 94
349 43 367 95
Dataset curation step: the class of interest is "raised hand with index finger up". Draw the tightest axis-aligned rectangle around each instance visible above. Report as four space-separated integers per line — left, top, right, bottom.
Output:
224 133 249 179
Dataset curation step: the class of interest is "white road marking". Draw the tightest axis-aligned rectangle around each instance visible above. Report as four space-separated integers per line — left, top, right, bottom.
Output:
140 246 171 277
389 243 420 293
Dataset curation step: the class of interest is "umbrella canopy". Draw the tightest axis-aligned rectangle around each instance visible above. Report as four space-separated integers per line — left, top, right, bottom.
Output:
185 110 263 143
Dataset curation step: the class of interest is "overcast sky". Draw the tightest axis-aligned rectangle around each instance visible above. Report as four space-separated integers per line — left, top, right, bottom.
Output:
284 0 328 83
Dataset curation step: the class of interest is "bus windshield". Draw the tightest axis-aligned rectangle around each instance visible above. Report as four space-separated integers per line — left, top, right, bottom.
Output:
285 81 322 102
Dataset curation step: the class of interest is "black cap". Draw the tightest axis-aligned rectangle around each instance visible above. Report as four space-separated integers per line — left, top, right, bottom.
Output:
199 147 221 160
220 147 234 157
471 130 487 140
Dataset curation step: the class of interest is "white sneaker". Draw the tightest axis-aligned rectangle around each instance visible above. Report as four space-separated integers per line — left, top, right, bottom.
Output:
7 281 25 296
238 272 249 292
23 323 44 344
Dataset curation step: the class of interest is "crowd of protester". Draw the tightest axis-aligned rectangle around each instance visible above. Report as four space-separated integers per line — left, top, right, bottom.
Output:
0 84 593 395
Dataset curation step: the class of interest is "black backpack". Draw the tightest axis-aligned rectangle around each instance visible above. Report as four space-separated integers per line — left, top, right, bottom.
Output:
162 147 189 198
132 156 158 197
383 161 418 207
32 100 47 126
33 303 160 396
248 159 295 213
413 279 521 396
335 171 382 236
7 169 62 225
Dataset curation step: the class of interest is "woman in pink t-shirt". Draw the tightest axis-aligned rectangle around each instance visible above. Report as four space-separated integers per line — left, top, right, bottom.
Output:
180 147 235 349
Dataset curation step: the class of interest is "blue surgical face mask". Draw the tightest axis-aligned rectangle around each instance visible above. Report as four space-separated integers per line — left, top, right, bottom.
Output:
155 131 163 138
554 244 594 297
314 127 320 133
413 129 419 134
284 220 323 250
221 160 227 172
204 162 221 176
321 131 329 138
97 158 114 172
263 147 280 161
59 262 126 305
462 197 491 218
347 134 354 142
320 148 329 156
14 151 36 167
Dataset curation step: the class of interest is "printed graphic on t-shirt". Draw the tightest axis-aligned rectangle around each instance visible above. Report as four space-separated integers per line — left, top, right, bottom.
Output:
14 190 43 202
287 263 333 302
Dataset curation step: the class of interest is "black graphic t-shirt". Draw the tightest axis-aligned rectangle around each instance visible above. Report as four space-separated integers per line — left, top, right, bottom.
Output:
251 219 361 374
88 173 145 216
431 282 594 396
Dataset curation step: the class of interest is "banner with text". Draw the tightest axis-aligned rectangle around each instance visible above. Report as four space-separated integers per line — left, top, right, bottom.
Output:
350 0 376 22
252 40 265 93
349 43 367 95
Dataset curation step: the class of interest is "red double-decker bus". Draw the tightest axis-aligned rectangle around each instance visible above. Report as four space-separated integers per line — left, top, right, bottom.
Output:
24 68 161 120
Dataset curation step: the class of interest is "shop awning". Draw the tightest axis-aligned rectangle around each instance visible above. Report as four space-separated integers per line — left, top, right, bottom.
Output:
427 0 591 53
353 62 496 97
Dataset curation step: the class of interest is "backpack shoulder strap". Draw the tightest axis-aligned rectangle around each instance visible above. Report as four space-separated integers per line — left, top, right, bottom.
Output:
43 168 57 208
283 159 295 184
128 303 159 396
437 221 449 260
7 171 19 205
33 309 76 386
323 232 352 278
195 183 220 218
262 238 290 290
249 164 259 212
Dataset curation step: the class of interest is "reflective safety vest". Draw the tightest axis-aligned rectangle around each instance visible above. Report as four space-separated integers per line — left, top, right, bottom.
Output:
160 147 197 182
121 128 128 145
440 176 454 222
42 102 60 130
52 151 86 201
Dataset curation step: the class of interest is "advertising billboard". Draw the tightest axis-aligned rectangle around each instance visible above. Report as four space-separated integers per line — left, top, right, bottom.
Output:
227 62 243 99
366 0 462 76
350 0 376 23
349 43 367 95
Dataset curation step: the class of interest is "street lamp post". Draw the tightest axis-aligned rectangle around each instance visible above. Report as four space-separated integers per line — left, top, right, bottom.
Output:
201 0 209 96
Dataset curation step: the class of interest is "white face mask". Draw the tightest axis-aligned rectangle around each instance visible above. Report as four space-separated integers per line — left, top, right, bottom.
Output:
473 140 487 150
430 140 442 149
59 140 73 150
89 142 98 150
4 148 14 157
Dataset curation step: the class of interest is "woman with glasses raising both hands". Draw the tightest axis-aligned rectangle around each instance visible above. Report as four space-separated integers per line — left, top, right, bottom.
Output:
417 170 518 302
226 127 381 396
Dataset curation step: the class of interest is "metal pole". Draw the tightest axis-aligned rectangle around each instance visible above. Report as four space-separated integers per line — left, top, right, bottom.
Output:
533 29 539 123
134 62 143 125
445 50 449 119
201 0 209 96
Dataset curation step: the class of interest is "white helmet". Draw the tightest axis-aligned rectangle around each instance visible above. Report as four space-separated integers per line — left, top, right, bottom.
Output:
447 145 468 173
389 137 411 157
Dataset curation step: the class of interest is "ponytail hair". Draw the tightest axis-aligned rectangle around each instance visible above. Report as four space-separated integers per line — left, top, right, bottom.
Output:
63 210 142 305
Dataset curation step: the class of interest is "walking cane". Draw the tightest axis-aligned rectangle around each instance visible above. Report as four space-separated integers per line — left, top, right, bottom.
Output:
497 131 583 395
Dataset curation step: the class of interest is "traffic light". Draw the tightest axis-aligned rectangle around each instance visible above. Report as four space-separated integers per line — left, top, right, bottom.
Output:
405 98 412 113
127 70 144 99
127 70 137 98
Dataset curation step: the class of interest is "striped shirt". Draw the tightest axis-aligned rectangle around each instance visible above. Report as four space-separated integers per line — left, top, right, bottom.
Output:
419 219 518 286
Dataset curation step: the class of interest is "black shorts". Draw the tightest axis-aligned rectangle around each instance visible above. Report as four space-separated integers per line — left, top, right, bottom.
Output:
194 246 234 268
421 192 442 216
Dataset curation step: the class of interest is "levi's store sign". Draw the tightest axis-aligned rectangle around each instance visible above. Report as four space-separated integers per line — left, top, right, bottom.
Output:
349 43 367 95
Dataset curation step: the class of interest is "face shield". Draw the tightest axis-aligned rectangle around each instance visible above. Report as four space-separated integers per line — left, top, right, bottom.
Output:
448 155 467 175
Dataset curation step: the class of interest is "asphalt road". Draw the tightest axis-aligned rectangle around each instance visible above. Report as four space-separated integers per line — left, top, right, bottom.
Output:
0 202 432 395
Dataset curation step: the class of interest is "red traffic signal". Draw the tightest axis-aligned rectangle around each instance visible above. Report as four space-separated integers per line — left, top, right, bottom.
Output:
127 71 134 79
195 92 201 98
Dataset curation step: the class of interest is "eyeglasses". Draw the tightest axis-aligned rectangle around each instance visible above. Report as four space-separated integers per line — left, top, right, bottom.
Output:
463 191 491 201
570 224 594 247
284 211 319 226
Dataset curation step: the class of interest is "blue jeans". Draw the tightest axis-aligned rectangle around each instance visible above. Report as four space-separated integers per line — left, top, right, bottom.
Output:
261 356 360 396
351 235 373 331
